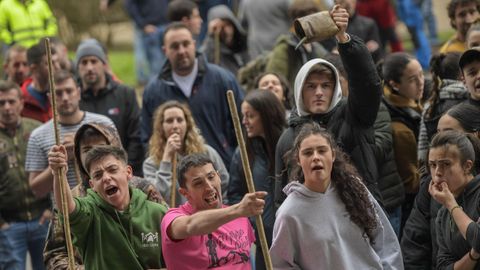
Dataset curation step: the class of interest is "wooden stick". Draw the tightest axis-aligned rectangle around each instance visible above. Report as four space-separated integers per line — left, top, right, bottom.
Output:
45 38 76 270
226 91 273 270
214 31 220 65
170 152 177 207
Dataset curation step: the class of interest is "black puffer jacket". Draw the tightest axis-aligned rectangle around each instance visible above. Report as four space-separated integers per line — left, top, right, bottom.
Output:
401 176 441 270
274 35 383 207
79 74 144 176
436 175 480 269
374 102 405 209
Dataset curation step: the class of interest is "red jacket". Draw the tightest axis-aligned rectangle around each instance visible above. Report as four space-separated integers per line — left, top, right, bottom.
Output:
356 0 397 29
20 78 52 123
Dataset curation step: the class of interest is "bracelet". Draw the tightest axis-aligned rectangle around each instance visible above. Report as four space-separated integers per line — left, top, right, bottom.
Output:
450 205 463 216
469 250 480 261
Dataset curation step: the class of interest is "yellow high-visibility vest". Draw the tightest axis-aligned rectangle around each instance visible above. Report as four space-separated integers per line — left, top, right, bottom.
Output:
0 0 58 48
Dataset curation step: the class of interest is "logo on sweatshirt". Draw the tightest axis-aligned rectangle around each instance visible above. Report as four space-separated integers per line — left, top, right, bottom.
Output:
108 107 120 116
141 232 159 248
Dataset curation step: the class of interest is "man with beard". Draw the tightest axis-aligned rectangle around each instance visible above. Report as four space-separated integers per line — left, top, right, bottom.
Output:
200 4 250 76
440 0 480 53
141 22 244 168
26 70 115 198
3 45 30 87
75 39 144 176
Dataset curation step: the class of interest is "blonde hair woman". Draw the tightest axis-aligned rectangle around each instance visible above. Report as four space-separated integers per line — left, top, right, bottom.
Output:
143 101 229 206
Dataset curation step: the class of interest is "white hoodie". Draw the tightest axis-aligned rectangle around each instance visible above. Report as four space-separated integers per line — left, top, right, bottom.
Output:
294 58 344 116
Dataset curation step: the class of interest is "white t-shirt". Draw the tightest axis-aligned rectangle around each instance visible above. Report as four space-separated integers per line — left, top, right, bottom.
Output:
172 59 198 98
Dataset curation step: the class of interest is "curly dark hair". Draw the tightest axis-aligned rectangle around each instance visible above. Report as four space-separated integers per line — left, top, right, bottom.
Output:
447 0 480 28
287 122 378 243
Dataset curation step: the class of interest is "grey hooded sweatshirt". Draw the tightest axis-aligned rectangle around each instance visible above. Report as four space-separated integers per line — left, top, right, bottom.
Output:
270 181 404 270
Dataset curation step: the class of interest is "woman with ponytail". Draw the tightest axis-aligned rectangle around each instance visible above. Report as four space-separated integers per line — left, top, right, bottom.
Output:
418 52 468 165
402 103 480 269
228 89 286 270
381 52 424 231
428 130 480 268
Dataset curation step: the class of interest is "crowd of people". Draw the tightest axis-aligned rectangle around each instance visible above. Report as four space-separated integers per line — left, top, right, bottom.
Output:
2 0 480 269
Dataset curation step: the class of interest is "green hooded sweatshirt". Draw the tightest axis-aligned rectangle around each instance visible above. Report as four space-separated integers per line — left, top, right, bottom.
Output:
69 187 167 269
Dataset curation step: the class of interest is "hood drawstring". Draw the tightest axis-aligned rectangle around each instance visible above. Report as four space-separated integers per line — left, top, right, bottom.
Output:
114 210 132 244
114 209 147 269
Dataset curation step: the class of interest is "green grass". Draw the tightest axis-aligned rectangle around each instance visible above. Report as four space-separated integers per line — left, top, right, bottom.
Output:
68 49 136 88
108 50 136 88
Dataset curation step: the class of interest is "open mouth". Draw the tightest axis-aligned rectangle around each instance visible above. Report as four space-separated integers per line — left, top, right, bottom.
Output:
312 165 324 171
204 192 218 204
105 186 119 196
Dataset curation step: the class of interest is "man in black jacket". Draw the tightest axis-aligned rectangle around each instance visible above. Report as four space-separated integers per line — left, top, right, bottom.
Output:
324 52 405 234
275 6 383 207
75 39 144 176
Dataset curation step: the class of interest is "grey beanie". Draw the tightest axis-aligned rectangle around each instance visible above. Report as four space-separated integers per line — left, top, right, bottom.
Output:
75 39 107 66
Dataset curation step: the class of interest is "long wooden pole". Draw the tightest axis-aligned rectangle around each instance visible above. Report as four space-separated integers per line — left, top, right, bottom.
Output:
214 31 220 65
226 90 273 270
170 152 177 207
45 38 75 270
